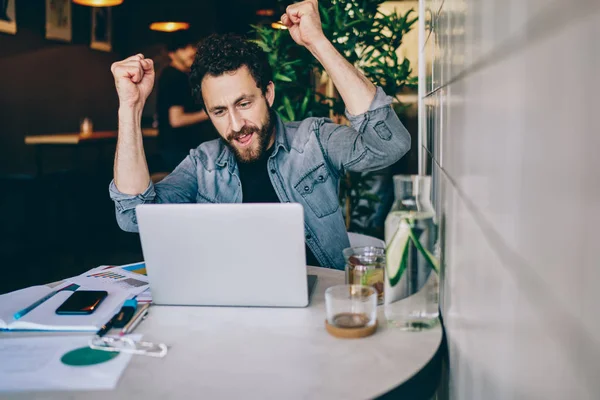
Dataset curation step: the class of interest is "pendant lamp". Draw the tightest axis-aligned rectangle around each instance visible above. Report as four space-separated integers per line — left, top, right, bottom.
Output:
149 22 190 32
73 0 124 6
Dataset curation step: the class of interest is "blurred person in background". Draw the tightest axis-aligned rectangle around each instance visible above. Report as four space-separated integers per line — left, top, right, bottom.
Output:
156 31 216 172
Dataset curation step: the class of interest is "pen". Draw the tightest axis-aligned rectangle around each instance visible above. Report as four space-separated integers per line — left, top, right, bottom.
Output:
13 284 79 320
96 312 117 337
120 303 150 336
122 308 148 336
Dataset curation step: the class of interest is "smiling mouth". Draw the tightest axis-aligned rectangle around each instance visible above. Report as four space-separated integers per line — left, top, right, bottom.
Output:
234 132 254 147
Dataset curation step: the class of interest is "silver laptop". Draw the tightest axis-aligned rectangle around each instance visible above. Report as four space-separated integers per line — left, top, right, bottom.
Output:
135 203 315 307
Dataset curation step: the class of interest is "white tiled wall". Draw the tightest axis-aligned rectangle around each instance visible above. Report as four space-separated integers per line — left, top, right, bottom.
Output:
421 0 600 398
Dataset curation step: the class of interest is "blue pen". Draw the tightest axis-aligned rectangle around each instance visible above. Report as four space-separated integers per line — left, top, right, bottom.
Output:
13 284 79 320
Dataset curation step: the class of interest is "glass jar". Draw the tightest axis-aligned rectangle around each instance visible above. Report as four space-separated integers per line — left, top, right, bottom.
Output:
384 175 439 330
343 246 385 305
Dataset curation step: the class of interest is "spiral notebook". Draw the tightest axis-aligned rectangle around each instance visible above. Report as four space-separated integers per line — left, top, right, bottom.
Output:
0 284 128 332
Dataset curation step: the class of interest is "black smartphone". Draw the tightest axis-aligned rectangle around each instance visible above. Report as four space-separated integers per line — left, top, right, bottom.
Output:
55 290 108 315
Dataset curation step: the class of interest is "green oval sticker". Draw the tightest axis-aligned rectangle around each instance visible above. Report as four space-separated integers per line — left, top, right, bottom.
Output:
61 346 119 366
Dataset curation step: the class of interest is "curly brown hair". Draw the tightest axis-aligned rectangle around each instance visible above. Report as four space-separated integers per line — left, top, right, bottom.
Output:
189 33 273 109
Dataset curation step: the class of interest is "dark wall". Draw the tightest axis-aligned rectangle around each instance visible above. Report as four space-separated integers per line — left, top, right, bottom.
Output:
0 1 117 174
0 46 121 173
0 0 221 174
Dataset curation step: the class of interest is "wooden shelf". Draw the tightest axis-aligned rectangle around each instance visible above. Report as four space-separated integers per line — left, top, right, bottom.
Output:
25 128 158 145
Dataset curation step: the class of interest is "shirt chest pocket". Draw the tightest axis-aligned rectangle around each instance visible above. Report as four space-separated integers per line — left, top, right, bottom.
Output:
294 163 339 218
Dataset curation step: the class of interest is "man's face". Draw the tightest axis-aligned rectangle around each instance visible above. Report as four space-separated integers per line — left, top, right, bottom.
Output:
201 66 276 163
172 45 196 71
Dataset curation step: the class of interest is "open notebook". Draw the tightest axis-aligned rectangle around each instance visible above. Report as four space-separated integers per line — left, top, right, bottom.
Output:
0 284 129 332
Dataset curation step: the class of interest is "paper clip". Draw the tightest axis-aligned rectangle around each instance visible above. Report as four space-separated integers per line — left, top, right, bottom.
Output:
89 336 168 358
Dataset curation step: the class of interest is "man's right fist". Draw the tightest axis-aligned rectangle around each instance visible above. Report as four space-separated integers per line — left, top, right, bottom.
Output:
111 54 155 109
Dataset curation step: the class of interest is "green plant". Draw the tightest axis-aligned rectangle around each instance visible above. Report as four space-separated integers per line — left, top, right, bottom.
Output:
385 216 439 287
340 171 381 236
251 0 418 234
251 24 331 121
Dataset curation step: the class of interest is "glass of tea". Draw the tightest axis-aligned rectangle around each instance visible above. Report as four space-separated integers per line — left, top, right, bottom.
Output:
343 246 385 305
325 285 377 330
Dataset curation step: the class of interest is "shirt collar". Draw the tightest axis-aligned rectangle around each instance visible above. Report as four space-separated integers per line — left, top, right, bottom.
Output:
272 112 290 155
215 142 230 168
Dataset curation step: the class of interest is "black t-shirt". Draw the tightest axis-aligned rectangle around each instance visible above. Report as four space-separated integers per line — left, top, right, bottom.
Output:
238 146 322 267
156 66 217 153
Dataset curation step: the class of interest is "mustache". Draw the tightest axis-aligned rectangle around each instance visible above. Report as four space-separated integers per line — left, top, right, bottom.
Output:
227 125 259 141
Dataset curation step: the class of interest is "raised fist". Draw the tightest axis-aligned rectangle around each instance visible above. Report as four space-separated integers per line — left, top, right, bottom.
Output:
110 54 155 109
281 0 326 50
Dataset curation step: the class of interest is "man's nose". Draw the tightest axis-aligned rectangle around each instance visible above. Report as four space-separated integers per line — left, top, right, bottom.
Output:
230 110 244 133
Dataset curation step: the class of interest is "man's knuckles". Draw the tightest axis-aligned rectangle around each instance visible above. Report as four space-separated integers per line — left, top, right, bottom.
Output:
112 62 145 77
285 1 316 22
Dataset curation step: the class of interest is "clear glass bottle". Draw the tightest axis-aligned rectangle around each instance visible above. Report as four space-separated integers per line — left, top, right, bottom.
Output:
384 175 439 330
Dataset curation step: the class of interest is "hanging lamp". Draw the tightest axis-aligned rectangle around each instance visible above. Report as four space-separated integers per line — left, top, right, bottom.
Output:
149 22 190 32
73 0 124 6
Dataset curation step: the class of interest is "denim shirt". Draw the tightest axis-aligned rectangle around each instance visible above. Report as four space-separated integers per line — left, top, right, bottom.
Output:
109 87 411 270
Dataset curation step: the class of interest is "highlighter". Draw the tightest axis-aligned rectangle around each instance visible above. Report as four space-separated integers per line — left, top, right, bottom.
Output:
112 298 138 328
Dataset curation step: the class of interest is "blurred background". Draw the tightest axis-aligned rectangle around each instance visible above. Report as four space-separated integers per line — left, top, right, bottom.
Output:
0 0 421 294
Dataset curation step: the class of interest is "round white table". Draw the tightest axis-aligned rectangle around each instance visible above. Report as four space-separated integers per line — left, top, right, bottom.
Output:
8 267 442 399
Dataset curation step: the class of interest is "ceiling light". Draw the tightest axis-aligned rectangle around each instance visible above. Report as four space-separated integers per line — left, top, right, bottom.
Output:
73 0 124 6
149 22 190 32
256 9 275 17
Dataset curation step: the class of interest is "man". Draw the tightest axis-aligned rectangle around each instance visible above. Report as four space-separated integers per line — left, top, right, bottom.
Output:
109 0 410 269
156 32 213 171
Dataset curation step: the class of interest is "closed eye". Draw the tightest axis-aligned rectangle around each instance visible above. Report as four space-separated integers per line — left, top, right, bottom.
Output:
239 101 251 108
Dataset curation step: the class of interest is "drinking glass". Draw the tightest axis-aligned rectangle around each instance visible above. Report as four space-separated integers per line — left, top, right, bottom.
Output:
325 285 377 329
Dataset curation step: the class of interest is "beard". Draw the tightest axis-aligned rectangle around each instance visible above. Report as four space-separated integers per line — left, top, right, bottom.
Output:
224 107 275 163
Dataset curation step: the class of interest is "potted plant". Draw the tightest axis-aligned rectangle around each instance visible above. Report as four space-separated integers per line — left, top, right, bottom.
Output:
252 0 418 237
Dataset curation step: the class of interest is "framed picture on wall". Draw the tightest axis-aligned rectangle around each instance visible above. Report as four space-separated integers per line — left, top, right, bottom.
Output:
0 0 17 35
91 7 111 52
45 0 71 42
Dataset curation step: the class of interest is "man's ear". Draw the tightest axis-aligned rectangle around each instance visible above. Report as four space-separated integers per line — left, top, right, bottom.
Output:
265 81 275 107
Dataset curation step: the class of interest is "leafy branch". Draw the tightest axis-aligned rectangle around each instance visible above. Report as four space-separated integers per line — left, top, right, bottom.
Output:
251 1 418 235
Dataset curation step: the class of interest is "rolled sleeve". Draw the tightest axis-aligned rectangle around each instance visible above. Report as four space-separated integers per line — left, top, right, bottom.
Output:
317 86 411 174
345 86 394 131
109 180 155 212
108 180 156 232
108 152 199 232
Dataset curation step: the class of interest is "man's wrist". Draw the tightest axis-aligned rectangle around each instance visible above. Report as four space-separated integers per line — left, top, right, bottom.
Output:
118 106 143 125
307 37 335 59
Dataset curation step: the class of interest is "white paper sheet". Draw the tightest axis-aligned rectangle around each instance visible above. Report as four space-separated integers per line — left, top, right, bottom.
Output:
0 335 140 392
67 266 149 297
134 288 152 304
